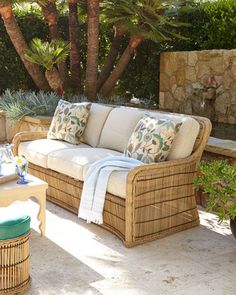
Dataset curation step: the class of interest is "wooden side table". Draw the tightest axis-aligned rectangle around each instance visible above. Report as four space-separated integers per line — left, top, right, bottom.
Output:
0 174 48 236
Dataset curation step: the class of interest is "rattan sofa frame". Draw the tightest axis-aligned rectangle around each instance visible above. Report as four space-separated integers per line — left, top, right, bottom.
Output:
12 113 211 247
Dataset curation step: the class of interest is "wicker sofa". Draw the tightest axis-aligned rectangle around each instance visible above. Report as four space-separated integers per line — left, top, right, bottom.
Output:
12 104 212 247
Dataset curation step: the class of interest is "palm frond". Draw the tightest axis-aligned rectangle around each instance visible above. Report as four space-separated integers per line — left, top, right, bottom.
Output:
36 0 54 8
100 0 189 43
25 38 70 70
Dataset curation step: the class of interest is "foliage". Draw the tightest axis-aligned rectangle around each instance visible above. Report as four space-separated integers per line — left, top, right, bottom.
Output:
0 12 48 91
0 90 158 121
117 39 161 100
194 161 236 222
200 0 236 49
172 0 236 51
1 1 236 101
25 39 70 70
101 0 189 43
0 90 62 120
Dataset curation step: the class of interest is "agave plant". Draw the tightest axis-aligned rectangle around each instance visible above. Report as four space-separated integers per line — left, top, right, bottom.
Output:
25 38 70 95
0 90 61 121
0 89 90 121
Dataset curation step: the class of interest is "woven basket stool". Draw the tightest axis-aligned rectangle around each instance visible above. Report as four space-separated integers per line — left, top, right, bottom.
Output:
0 215 31 295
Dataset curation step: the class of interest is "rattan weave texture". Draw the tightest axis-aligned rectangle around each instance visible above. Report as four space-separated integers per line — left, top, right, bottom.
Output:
0 233 30 294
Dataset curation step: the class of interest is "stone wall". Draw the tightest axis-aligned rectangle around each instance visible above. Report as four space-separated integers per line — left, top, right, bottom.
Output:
159 50 236 124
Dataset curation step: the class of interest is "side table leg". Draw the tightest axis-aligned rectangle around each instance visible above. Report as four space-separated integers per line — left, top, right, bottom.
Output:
36 192 46 236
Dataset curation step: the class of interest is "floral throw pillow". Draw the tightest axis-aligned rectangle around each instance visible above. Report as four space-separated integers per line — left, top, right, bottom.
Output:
47 100 91 144
124 115 181 163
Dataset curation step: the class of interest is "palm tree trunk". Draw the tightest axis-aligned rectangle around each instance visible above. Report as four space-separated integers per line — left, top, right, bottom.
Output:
99 36 142 97
97 25 125 92
40 1 68 86
0 5 49 90
85 0 99 101
45 67 63 96
69 0 81 93
41 2 59 39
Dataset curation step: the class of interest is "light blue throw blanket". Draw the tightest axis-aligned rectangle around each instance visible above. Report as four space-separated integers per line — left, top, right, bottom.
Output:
78 156 142 224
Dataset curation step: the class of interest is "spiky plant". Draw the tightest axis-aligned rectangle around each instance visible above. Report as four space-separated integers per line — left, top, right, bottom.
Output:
0 90 61 121
25 38 70 95
0 89 88 121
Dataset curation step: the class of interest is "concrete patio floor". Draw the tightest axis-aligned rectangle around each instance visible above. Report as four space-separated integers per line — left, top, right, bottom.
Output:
3 200 236 295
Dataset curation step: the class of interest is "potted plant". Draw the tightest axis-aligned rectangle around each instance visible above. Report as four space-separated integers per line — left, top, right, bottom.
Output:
194 160 236 238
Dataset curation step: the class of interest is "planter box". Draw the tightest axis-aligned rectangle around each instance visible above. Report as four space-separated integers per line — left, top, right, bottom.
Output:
2 114 52 143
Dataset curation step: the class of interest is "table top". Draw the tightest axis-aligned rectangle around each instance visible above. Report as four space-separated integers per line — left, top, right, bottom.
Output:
0 174 48 195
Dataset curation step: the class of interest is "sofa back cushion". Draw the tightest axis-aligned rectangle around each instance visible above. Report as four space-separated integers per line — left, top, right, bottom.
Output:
80 103 113 147
98 107 144 152
148 111 200 160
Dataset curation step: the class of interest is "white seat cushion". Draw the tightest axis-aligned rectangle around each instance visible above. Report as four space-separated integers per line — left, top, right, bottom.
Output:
19 139 89 168
80 103 113 147
83 165 128 199
148 112 200 160
107 171 128 199
98 107 144 152
47 147 122 181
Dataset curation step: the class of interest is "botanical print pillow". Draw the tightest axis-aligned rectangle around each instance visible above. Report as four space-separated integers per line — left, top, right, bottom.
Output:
125 115 180 163
47 100 91 144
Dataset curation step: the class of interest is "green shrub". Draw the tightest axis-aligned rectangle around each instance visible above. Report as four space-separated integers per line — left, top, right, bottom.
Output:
194 160 236 222
201 0 236 49
116 40 161 102
173 0 236 51
0 12 48 92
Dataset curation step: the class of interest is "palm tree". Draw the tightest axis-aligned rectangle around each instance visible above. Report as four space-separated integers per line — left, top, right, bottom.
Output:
25 39 70 96
0 0 49 90
97 22 125 92
37 0 59 39
84 0 100 101
99 0 187 97
68 0 82 92
37 0 69 86
99 36 142 97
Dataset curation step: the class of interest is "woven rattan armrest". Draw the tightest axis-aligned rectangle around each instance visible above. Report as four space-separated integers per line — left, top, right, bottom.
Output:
124 154 200 246
127 154 198 183
12 131 48 156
